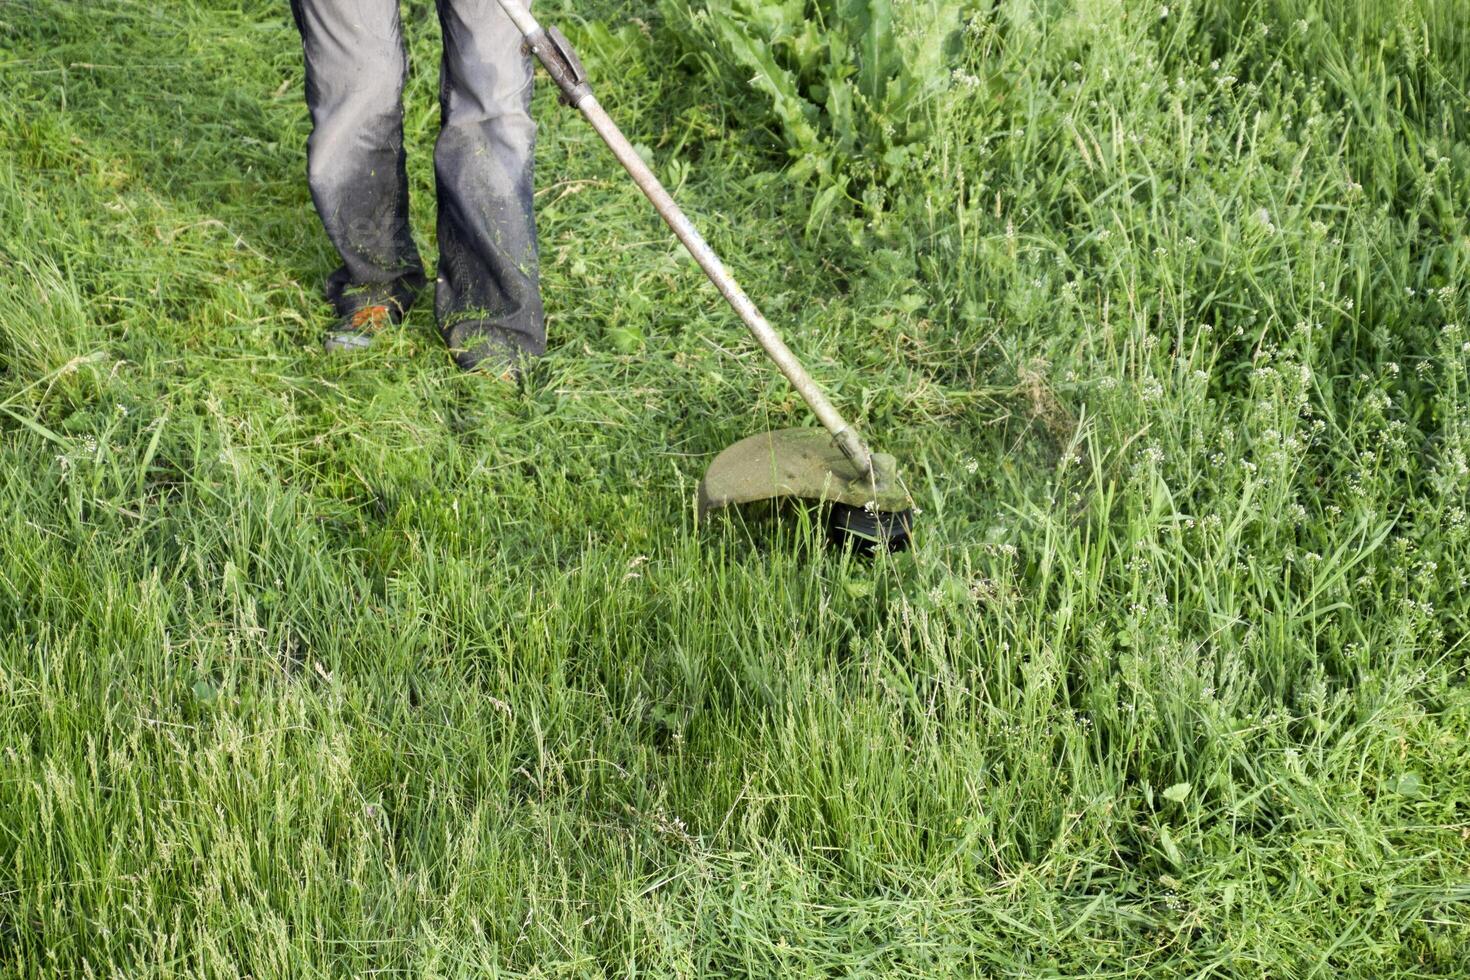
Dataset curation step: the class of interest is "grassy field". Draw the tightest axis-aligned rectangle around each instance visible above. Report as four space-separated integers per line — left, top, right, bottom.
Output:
3 0 1469 974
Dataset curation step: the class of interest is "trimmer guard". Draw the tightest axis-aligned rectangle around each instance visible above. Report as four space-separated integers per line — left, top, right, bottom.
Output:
698 428 912 517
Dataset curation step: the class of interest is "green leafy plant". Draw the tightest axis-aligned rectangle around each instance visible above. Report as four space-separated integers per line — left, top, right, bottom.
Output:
659 0 968 220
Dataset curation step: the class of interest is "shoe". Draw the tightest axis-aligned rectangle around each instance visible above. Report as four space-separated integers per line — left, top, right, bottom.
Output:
322 273 423 354
452 330 531 383
323 303 396 353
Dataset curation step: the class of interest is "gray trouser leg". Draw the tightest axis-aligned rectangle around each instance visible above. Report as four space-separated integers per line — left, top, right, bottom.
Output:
291 0 544 362
434 0 544 365
290 0 427 316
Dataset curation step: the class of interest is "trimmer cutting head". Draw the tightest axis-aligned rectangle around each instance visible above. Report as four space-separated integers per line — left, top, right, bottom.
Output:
698 428 914 552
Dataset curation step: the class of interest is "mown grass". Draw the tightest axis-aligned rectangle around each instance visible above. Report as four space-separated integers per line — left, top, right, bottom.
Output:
2 0 1468 975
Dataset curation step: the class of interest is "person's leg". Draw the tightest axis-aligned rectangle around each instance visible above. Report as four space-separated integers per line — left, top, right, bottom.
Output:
433 0 544 372
290 0 426 330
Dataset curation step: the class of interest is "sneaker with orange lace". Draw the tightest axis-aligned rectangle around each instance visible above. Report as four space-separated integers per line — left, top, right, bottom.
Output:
323 303 396 353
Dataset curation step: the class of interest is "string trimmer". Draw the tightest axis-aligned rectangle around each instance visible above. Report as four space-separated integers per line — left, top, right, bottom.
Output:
498 0 914 551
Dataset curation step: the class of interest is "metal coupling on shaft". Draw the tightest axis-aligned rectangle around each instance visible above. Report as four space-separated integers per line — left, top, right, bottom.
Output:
523 26 592 107
834 428 876 483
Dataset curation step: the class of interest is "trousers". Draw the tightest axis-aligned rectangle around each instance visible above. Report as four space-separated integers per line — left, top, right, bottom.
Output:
289 0 544 362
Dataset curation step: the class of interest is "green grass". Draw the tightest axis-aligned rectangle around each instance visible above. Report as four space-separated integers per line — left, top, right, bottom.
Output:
3 0 1469 974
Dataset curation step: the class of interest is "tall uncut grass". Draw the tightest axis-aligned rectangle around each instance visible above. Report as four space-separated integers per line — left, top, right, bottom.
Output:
2 0 1468 974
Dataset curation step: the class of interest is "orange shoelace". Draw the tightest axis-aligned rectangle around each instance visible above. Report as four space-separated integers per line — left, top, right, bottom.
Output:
349 304 392 332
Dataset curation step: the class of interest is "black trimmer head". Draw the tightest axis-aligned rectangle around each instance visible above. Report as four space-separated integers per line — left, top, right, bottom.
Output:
827 503 914 554
699 428 914 554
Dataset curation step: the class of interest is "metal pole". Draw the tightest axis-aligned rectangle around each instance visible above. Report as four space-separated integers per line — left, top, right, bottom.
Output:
499 0 876 478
